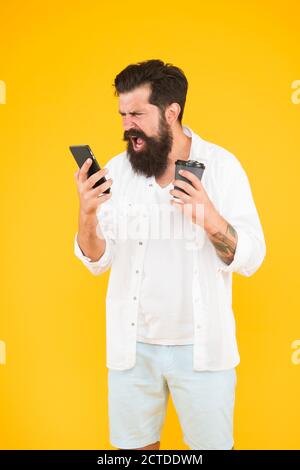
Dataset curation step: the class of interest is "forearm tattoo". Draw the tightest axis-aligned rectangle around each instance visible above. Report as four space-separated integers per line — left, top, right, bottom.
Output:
208 223 238 265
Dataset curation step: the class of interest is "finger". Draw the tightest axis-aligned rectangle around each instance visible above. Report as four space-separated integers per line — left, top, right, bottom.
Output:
96 191 112 202
85 168 109 190
169 188 192 203
78 158 93 184
178 169 203 191
90 178 113 197
173 178 197 196
170 199 184 210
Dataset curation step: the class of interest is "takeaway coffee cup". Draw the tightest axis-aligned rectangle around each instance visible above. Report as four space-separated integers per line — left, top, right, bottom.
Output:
173 159 205 197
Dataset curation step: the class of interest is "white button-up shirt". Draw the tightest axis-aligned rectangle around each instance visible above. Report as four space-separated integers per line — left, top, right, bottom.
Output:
74 125 266 371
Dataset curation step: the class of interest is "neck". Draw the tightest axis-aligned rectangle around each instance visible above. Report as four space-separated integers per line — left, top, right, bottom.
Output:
167 125 191 165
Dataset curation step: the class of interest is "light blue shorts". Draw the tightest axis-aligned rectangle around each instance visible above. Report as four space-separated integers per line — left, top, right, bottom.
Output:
108 341 237 450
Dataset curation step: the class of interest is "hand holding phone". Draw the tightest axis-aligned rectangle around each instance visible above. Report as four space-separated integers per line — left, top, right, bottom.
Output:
70 145 110 193
70 145 113 215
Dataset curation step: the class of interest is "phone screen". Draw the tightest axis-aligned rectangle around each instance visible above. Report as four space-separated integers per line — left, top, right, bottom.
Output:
69 145 110 192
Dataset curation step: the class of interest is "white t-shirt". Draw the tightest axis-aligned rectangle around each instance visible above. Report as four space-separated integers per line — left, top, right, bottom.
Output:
136 179 195 345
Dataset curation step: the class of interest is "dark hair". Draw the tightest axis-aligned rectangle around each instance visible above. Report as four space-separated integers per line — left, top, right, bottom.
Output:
113 59 188 124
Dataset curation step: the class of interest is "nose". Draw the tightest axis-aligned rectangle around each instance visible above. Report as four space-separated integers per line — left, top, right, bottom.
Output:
123 123 137 132
122 116 139 132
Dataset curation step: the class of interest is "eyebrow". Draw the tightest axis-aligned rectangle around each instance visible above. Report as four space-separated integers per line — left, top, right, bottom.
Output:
118 110 145 115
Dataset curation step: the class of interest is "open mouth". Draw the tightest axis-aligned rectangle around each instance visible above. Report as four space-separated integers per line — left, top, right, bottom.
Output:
130 136 145 151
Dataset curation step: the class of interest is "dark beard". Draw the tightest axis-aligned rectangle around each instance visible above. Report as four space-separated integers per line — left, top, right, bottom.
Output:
123 114 173 179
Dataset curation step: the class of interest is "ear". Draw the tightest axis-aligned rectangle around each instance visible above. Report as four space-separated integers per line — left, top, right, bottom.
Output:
165 102 181 125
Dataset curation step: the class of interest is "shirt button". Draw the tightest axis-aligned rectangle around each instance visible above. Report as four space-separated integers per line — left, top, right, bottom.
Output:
149 183 153 187
133 296 137 300
136 270 139 274
131 322 135 326
139 241 143 245
197 325 201 329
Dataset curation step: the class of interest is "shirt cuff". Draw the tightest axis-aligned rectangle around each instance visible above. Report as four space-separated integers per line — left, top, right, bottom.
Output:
74 232 112 273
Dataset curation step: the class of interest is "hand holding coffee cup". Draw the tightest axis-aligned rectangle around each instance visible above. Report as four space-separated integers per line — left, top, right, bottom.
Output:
173 160 205 197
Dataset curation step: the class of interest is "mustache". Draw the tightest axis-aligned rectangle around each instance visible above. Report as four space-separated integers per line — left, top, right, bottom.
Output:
123 129 148 141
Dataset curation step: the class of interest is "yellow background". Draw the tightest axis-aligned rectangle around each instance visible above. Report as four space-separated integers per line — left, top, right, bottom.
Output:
0 0 299 450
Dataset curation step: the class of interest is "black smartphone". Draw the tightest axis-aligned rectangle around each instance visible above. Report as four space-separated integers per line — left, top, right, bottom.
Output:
69 144 110 193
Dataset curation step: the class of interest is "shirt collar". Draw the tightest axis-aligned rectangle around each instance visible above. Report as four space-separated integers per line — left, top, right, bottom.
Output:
182 125 209 164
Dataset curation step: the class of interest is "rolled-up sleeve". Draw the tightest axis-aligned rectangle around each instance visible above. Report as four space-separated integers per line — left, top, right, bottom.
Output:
216 159 266 277
74 230 114 276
